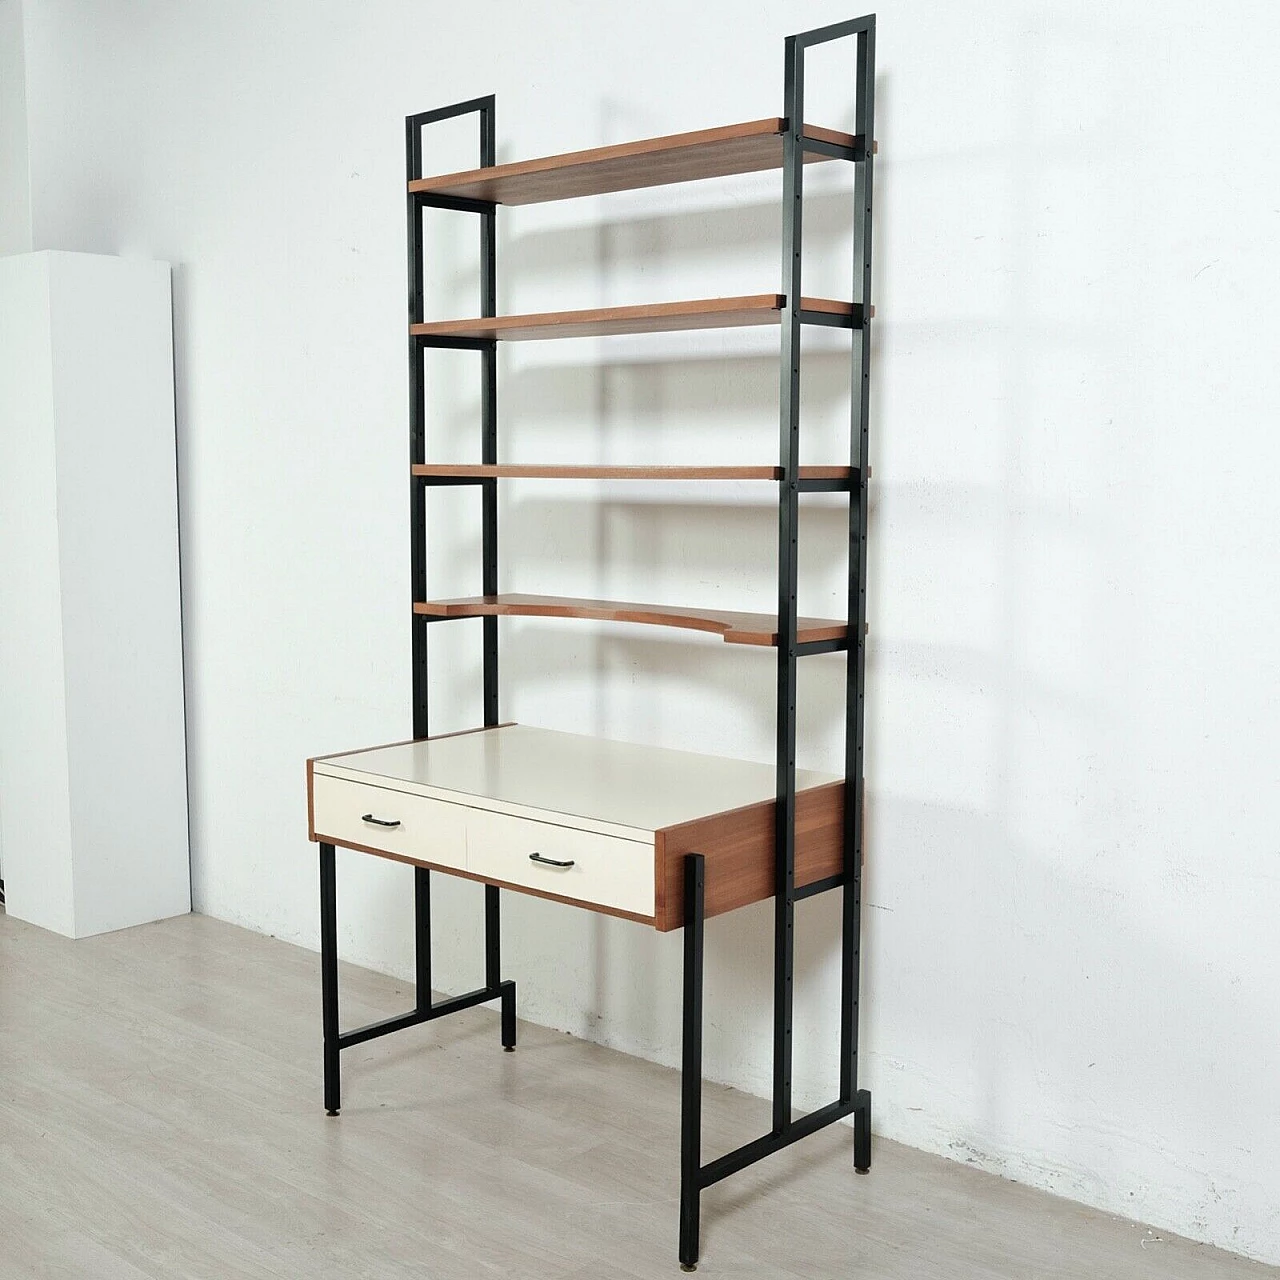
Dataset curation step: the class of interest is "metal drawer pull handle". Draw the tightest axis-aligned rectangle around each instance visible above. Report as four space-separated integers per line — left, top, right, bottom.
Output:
361 813 401 828
529 852 574 869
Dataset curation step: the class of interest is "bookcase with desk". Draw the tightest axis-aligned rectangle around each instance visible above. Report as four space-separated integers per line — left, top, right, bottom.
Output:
306 15 877 1269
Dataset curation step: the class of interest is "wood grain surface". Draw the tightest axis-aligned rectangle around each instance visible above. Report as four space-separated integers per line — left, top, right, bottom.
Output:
654 781 845 931
413 593 846 647
410 295 853 341
412 463 852 481
408 118 858 205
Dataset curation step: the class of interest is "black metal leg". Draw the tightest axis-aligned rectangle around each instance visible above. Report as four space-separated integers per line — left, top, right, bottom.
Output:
772 29 805 1143
319 842 341 1117
486 884 516 1050
500 979 517 1050
854 1088 872 1173
843 18 874 1185
484 883 500 988
680 853 706 1271
414 866 432 1013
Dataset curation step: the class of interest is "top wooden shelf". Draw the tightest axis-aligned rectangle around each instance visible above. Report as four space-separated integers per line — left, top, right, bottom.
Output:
408 118 860 206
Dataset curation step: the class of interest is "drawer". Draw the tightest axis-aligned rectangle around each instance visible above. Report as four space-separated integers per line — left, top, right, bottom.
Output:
465 808 654 918
311 773 468 873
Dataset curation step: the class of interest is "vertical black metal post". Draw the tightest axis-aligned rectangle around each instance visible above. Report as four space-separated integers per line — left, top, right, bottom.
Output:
407 98 512 1051
679 853 706 1272
406 112 433 1062
479 99 499 726
487 882 516 1049
772 33 805 1139
485 884 501 990
407 115 429 741
841 22 875 1179
500 977 517 1050
414 865 432 1012
477 100 510 1049
320 842 341 1116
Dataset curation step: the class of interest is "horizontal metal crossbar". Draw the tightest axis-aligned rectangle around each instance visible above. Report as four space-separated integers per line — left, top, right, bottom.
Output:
799 304 862 329
699 1098 856 1188
794 14 875 49
408 95 495 127
413 334 497 351
797 475 852 493
412 192 497 214
795 636 849 656
415 474 486 487
337 982 508 1049
793 872 845 900
801 135 856 161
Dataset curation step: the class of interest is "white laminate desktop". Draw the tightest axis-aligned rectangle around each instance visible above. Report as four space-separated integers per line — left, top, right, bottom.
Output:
308 724 842 928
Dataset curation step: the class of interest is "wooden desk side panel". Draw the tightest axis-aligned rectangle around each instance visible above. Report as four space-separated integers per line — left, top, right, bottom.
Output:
654 781 845 931
307 757 315 840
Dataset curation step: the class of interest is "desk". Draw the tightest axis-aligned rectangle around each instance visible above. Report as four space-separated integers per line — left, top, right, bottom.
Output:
307 722 869 1269
310 723 844 929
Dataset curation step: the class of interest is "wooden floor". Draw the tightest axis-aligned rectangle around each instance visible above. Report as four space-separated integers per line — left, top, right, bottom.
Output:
0 911 1272 1279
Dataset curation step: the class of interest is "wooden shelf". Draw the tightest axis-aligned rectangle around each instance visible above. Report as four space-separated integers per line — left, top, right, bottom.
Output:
412 464 852 481
411 294 855 342
414 594 846 648
409 118 859 206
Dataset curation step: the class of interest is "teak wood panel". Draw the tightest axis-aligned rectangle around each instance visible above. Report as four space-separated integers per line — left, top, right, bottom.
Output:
410 295 853 342
654 781 845 931
412 464 852 481
408 118 858 205
413 594 846 647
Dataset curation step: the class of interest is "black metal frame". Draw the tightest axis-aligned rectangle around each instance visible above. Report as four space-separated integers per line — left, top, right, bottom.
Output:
318 96 516 1123
317 14 875 1269
679 15 875 1269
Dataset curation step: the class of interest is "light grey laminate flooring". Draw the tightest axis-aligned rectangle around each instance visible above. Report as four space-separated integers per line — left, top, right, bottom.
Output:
0 911 1272 1279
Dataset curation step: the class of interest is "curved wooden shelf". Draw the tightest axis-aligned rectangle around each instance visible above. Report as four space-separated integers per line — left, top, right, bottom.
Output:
408 118 860 206
412 464 853 481
410 295 857 342
413 594 846 648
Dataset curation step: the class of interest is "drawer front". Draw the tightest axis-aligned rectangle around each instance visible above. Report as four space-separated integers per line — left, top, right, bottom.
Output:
466 808 654 918
312 774 467 872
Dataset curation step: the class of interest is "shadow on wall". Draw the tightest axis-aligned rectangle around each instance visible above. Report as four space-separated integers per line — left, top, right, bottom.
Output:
433 187 857 297
498 189 857 290
416 56 1245 1243
167 261 205 909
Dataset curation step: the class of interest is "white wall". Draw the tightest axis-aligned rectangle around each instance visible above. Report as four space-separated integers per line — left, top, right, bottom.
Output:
17 0 1280 1264
0 0 31 255
0 0 31 882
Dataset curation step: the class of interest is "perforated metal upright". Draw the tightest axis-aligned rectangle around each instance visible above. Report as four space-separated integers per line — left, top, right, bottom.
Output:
317 100 518 1126
404 95 515 1060
678 14 876 1270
